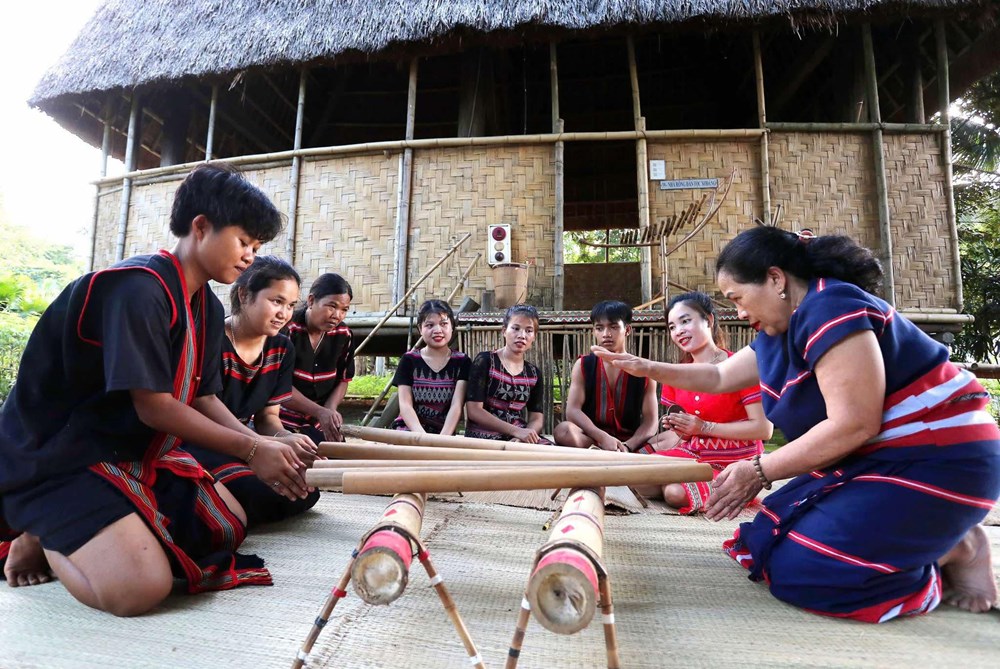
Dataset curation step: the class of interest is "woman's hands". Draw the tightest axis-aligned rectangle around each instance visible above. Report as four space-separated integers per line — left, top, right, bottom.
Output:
591 346 649 377
315 407 344 441
704 460 762 521
248 439 314 501
273 432 321 467
510 426 541 444
663 413 709 440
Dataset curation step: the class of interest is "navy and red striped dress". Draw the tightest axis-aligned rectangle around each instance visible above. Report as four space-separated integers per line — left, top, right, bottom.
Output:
723 278 1000 623
391 350 471 434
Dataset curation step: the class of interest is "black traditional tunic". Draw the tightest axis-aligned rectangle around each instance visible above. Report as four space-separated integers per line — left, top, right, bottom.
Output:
390 350 471 434
0 251 270 591
465 351 545 441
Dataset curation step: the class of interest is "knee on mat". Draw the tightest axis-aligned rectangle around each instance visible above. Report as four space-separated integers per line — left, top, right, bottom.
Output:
96 567 173 617
663 483 689 509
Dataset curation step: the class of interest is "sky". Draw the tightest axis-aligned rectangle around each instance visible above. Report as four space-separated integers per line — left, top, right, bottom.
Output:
0 0 116 261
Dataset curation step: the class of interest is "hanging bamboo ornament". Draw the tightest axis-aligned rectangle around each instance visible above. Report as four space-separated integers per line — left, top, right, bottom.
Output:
319 461 712 495
527 488 604 634
351 493 426 605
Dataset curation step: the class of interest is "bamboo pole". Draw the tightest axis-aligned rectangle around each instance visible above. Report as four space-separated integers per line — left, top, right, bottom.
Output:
527 488 604 634
765 122 944 133
94 129 767 185
326 462 713 495
360 253 481 426
415 540 485 669
286 69 307 263
206 84 218 161
351 493 425 605
936 21 963 311
115 92 141 262
550 43 565 310
339 425 667 460
318 440 669 463
353 231 472 357
862 24 896 306
89 97 113 271
394 58 419 304
312 458 623 469
753 31 772 223
598 574 621 668
290 553 356 669
627 36 652 304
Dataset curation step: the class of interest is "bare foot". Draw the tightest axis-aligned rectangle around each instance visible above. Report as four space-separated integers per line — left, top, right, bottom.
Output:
3 534 53 587
940 525 997 613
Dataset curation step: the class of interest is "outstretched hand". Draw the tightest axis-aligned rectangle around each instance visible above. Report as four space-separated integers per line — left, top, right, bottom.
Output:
275 432 322 467
704 460 761 521
590 346 650 378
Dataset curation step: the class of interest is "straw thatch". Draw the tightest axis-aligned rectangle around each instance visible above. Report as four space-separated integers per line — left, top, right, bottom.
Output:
29 0 990 108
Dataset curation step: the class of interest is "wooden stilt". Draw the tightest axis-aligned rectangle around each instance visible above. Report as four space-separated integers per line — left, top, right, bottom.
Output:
505 595 533 669
599 574 621 669
415 539 485 669
291 551 357 669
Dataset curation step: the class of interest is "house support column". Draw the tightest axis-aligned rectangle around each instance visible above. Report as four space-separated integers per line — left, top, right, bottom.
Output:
753 31 772 224
862 24 896 305
936 21 962 311
115 92 141 262
550 42 564 310
287 69 308 263
205 84 218 160
89 97 113 271
627 36 651 303
394 58 419 304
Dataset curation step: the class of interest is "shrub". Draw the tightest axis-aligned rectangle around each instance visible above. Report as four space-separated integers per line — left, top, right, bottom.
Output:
0 312 37 402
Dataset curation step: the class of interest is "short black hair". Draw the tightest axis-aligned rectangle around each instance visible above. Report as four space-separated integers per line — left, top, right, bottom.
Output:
590 300 632 325
503 303 539 328
170 163 283 243
230 255 301 315
417 299 455 327
309 273 353 301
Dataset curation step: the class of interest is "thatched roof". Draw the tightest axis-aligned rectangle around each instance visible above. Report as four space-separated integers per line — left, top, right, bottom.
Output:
30 0 989 107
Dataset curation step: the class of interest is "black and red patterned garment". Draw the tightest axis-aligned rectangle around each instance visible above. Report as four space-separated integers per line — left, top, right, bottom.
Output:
185 333 319 526
390 349 471 434
465 351 545 441
279 307 355 435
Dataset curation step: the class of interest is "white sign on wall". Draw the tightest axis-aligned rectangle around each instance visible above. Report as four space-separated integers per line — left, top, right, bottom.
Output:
649 160 666 180
659 178 719 190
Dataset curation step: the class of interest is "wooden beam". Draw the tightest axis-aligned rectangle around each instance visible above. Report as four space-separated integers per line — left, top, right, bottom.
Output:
551 42 564 311
627 36 651 304
936 21 963 311
753 31 771 224
393 58 419 304
115 92 141 262
307 70 349 146
770 37 836 114
193 89 285 154
286 69 307 264
205 84 218 160
261 73 299 116
862 24 896 306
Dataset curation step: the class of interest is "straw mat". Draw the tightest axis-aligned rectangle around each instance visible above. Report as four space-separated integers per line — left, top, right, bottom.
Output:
1 492 998 668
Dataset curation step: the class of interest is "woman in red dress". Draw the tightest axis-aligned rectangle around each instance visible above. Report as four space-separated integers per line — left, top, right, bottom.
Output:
645 292 772 514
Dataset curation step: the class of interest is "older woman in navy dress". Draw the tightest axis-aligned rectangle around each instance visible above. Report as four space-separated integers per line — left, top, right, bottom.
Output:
595 227 1000 622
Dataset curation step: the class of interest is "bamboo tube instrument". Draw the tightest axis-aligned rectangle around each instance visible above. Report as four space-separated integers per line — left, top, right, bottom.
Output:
312 461 712 495
351 493 425 605
318 440 666 463
527 488 605 634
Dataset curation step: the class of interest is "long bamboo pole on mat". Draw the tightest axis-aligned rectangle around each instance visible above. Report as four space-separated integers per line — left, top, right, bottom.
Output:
325 461 712 494
353 231 472 357
318 441 671 463
351 493 425 605
312 458 622 469
527 488 605 634
338 425 665 461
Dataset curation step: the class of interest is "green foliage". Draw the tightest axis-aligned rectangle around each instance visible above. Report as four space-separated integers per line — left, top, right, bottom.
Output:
953 181 1000 364
346 374 395 399
564 230 641 264
0 219 82 315
0 312 38 402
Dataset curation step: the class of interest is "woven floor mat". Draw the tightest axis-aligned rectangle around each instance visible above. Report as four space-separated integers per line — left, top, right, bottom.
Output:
2 493 998 668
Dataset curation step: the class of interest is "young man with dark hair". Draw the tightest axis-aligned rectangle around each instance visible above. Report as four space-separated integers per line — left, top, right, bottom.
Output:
554 300 658 452
0 164 312 616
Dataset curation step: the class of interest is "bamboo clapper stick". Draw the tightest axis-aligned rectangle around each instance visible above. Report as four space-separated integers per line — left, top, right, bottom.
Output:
318 440 669 463
308 461 712 495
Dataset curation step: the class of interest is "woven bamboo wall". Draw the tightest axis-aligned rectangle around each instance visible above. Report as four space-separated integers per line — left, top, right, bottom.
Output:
646 139 762 298
294 155 398 311
407 145 556 309
882 133 954 310
92 187 121 270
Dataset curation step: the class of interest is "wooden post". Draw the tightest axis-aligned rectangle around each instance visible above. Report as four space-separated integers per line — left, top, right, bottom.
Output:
394 58 419 304
205 84 218 161
627 36 652 303
351 493 425 605
936 21 963 311
551 43 565 310
862 24 896 306
89 98 113 272
115 92 141 262
527 488 604 634
753 31 772 223
286 69 307 263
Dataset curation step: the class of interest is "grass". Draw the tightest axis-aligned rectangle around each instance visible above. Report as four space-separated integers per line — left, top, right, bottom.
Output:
346 374 395 399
